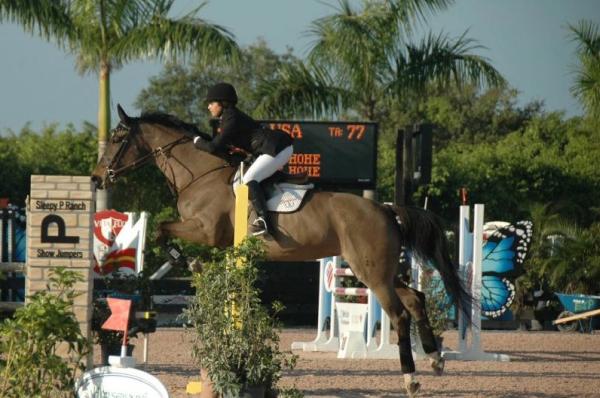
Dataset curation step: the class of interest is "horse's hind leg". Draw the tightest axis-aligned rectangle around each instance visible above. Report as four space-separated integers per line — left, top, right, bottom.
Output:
394 279 445 376
369 284 421 397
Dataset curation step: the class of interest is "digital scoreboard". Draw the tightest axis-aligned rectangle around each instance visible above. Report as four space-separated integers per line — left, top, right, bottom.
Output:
260 121 378 189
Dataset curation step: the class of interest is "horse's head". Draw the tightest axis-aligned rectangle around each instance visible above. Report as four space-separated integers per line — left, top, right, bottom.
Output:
92 105 148 189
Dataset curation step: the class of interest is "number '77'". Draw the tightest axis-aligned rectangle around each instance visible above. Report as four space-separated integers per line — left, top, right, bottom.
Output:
346 124 366 140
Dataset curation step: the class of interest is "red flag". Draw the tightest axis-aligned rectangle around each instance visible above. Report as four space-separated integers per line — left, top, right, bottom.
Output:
102 298 132 334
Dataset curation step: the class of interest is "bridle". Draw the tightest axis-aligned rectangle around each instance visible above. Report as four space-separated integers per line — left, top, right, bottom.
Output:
103 120 230 195
104 121 190 182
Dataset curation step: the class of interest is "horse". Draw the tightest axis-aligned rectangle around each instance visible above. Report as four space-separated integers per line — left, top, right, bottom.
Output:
92 105 468 397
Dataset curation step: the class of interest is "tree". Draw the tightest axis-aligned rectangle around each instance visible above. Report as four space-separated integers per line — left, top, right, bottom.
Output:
0 0 240 210
0 123 97 205
569 20 600 120
423 110 600 224
255 0 505 124
539 222 600 294
135 39 299 126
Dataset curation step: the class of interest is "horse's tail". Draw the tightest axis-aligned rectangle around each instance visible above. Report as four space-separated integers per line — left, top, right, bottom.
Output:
385 204 471 315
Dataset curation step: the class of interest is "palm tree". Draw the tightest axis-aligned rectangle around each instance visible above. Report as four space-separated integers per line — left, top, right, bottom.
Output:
0 0 239 210
256 0 504 121
568 20 600 119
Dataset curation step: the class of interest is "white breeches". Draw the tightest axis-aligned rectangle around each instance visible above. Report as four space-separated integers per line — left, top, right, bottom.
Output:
242 145 294 184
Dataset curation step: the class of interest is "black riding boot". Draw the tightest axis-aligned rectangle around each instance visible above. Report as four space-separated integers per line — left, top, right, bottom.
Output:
247 180 272 237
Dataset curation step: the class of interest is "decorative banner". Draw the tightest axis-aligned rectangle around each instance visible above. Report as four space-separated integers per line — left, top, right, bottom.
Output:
102 298 132 333
93 211 147 276
94 210 128 246
483 221 510 241
93 210 128 275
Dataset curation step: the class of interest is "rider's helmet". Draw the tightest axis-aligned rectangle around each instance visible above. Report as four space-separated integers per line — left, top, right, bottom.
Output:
205 82 238 105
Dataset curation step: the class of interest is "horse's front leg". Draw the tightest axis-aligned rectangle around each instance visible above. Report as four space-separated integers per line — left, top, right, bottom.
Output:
157 216 232 247
156 217 231 271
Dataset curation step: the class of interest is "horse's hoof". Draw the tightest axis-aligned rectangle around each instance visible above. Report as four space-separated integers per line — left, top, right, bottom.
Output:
431 356 445 376
405 380 420 397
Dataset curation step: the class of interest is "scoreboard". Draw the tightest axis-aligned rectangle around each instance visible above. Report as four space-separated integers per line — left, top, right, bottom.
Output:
260 121 378 189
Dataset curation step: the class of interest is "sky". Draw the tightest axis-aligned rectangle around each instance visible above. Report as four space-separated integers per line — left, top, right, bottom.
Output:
0 0 599 134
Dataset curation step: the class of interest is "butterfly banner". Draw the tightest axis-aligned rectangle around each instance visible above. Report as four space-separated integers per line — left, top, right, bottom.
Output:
480 221 533 318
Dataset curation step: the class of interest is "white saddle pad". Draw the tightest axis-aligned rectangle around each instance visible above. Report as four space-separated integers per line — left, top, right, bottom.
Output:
233 170 313 213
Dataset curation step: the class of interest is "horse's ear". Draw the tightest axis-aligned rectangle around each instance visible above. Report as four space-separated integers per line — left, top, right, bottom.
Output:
117 104 131 124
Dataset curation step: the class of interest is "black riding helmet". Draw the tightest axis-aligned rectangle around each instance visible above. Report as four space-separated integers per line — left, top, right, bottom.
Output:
205 82 238 105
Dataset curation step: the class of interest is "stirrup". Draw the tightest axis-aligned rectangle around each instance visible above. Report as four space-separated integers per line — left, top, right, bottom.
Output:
249 217 270 236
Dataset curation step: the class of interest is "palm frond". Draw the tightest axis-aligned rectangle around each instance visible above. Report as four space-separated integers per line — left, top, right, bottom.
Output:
111 9 239 66
382 0 454 35
388 30 505 97
306 0 391 103
568 20 600 118
0 0 73 41
254 60 348 120
568 20 600 56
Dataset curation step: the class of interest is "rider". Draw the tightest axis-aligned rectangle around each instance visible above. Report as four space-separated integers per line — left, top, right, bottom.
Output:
192 82 294 237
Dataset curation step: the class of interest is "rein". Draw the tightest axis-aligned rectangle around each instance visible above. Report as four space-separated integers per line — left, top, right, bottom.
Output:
108 135 190 181
106 122 231 196
175 163 231 195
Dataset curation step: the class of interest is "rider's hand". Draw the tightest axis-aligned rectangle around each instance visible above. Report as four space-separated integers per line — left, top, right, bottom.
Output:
193 135 212 152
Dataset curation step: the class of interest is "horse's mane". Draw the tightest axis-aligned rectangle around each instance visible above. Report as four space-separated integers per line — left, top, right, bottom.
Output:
139 112 212 140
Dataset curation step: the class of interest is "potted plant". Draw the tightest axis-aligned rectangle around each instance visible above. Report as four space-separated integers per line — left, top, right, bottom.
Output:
183 238 297 397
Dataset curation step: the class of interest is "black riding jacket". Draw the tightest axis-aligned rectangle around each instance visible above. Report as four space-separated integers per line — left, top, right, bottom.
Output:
194 107 293 156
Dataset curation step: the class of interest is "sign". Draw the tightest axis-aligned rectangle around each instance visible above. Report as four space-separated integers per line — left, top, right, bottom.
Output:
336 302 369 359
76 367 169 398
30 199 91 260
260 121 378 189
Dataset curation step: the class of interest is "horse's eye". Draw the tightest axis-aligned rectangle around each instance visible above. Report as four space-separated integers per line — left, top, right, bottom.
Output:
111 134 123 143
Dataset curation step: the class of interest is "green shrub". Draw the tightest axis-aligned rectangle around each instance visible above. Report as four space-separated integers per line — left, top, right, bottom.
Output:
184 237 297 396
0 267 90 397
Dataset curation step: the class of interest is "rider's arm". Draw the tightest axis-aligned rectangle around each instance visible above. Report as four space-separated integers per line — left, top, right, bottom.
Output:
193 110 238 153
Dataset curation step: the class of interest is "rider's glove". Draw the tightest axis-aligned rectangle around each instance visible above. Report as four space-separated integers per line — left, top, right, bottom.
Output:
193 135 212 152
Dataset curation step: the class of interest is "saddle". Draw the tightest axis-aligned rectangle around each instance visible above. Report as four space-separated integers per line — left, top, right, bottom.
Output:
233 169 314 213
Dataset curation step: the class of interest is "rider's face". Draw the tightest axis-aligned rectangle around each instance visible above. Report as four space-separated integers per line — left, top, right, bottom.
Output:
208 101 223 118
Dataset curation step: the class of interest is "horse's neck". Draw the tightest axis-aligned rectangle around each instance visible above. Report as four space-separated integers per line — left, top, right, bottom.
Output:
141 125 230 192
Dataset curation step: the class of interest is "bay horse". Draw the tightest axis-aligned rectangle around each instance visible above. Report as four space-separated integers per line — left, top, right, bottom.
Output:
92 105 468 397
